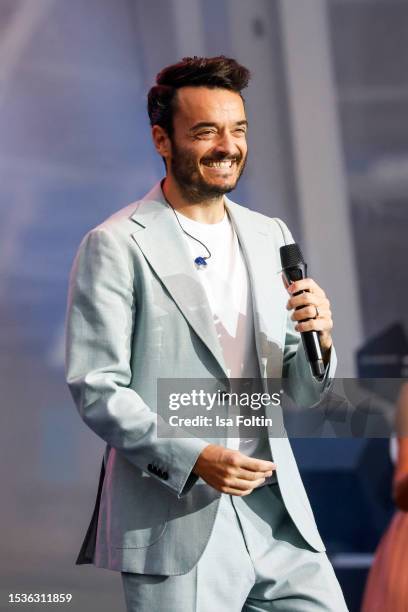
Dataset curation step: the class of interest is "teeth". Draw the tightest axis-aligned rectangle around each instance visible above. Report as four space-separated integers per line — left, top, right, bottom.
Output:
204 160 234 168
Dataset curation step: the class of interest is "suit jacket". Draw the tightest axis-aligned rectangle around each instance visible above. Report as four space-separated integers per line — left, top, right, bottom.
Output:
65 182 336 575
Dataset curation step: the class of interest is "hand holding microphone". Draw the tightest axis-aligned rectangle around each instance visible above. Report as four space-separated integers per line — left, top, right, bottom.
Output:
280 243 333 380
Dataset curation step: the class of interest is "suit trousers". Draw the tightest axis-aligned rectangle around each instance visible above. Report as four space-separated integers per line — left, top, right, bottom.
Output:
121 483 348 612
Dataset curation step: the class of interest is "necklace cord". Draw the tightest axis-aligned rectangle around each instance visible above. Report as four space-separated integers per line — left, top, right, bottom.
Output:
164 195 212 262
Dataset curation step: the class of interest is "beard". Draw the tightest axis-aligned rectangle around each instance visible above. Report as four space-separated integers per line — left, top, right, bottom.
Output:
169 139 247 203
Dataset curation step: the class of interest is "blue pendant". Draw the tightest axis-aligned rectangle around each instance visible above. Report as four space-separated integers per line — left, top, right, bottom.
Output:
194 256 207 266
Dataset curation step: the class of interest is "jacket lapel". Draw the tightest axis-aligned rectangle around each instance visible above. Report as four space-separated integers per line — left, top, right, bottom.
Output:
225 198 288 379
130 184 229 379
129 183 287 382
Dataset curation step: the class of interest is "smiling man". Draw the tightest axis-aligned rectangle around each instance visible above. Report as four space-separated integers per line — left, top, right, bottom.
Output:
156 85 248 210
65 56 348 611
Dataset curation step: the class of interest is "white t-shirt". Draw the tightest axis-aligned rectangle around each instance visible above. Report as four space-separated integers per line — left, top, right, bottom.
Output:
177 209 258 380
175 208 276 484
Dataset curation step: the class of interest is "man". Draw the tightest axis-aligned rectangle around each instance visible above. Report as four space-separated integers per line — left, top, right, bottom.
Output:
65 56 348 611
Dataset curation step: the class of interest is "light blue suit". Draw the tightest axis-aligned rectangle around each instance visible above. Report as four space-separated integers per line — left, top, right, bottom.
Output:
65 182 336 578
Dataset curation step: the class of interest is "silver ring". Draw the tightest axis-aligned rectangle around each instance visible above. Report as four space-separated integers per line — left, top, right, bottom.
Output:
314 305 320 319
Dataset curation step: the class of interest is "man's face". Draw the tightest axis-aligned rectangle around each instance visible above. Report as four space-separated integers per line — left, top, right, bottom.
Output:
167 86 248 201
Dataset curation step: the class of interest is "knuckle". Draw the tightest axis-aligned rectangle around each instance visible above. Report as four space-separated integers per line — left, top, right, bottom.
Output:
223 476 233 487
229 453 241 467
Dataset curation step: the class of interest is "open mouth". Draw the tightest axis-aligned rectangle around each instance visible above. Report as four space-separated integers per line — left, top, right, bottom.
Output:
201 159 237 170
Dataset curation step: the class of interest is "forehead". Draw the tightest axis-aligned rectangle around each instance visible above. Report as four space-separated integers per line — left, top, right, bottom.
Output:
174 86 246 125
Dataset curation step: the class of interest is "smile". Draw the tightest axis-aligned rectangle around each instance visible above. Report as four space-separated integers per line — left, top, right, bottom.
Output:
202 160 236 169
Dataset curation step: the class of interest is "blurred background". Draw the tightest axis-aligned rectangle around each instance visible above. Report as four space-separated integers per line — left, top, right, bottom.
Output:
1 0 408 610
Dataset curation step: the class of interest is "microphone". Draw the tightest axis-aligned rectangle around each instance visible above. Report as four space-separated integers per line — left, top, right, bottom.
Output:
280 243 325 380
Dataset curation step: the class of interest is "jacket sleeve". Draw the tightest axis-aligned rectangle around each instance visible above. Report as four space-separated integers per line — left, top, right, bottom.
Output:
65 227 208 498
272 218 337 407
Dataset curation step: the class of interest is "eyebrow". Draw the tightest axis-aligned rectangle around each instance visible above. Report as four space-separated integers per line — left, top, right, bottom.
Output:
189 120 248 132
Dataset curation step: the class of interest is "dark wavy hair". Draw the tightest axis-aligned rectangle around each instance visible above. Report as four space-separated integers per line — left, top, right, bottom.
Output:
147 56 251 137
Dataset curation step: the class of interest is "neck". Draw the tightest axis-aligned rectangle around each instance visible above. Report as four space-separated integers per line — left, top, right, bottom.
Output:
162 176 226 224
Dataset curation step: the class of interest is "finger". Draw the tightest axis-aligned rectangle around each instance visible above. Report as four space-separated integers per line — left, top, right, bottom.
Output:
295 318 333 333
291 306 331 322
286 293 325 310
234 455 276 472
291 305 323 322
226 487 256 497
235 468 274 481
287 278 325 297
222 476 267 494
231 476 266 491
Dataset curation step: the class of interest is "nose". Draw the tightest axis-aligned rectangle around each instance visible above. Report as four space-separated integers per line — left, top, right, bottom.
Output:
213 130 238 158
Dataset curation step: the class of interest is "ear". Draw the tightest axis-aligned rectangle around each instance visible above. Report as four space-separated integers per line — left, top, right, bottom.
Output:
152 125 171 161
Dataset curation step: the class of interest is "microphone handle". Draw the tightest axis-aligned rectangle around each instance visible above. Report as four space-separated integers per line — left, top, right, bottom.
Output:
283 263 325 380
301 330 325 379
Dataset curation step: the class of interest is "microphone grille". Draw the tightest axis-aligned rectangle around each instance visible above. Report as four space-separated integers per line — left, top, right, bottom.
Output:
280 243 305 269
